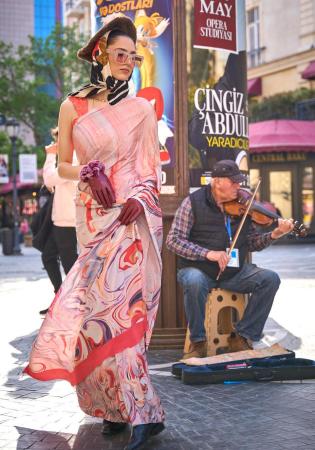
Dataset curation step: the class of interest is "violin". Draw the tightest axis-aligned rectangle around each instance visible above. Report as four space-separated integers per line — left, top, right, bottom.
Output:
223 188 307 238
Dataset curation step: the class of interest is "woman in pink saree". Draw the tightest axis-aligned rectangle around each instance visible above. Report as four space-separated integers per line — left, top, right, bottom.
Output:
25 17 165 450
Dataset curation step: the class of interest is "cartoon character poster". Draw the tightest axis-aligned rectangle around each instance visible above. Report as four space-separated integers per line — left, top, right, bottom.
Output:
93 0 175 194
188 0 249 188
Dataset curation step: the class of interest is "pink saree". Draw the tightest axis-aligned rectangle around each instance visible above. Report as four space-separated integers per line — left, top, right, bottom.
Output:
25 96 165 425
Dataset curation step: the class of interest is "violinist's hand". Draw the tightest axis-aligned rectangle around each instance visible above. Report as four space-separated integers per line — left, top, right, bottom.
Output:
271 218 294 239
206 250 231 272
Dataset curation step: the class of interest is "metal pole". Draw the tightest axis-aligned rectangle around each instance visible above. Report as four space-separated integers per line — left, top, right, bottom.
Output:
11 136 21 255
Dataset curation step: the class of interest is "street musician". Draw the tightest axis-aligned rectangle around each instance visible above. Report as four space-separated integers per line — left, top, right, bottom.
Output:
166 160 294 360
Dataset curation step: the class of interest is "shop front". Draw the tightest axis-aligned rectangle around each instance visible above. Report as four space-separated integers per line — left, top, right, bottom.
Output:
249 120 315 235
0 176 40 245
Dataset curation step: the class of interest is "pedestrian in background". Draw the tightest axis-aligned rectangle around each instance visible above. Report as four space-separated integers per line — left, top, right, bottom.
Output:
39 127 78 315
19 218 29 243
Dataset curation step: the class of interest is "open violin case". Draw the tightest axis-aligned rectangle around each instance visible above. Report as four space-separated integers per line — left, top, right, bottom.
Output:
172 347 315 385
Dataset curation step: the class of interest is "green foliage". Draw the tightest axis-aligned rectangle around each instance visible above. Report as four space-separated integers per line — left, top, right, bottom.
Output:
0 131 11 155
249 88 315 122
0 24 90 153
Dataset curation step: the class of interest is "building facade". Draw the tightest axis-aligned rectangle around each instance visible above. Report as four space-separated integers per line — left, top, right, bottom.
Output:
0 0 63 145
62 0 91 36
0 0 63 225
247 0 315 95
246 0 315 235
0 1 34 48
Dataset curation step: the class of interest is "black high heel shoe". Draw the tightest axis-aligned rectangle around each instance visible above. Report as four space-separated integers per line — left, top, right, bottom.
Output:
101 419 127 435
124 422 165 449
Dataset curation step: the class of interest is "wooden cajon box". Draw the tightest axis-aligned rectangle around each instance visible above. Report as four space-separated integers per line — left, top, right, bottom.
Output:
184 289 246 356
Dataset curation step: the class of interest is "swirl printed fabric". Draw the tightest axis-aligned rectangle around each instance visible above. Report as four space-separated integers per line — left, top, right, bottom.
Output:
25 96 165 425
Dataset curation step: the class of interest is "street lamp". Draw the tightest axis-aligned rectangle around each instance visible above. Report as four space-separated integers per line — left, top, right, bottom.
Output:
6 117 21 255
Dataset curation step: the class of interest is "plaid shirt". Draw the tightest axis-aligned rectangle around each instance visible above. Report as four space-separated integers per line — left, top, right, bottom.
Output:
166 196 274 261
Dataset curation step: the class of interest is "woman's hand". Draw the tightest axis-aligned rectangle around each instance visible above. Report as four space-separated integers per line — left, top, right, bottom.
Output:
80 160 116 209
118 199 144 225
88 172 116 209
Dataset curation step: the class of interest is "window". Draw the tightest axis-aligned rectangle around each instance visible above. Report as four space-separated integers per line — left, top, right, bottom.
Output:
35 0 56 40
249 169 260 191
302 167 314 229
247 7 262 68
269 171 292 219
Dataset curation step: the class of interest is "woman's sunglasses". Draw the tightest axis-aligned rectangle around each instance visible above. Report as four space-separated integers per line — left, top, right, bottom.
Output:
106 48 144 67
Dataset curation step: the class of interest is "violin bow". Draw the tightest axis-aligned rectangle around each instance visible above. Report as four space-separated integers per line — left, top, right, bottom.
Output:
216 178 262 281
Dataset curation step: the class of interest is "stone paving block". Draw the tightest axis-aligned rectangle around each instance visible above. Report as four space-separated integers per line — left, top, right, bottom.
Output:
28 446 57 450
1 246 315 449
54 445 72 450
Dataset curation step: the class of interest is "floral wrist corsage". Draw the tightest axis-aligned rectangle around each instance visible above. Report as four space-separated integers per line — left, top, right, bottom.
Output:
79 160 105 182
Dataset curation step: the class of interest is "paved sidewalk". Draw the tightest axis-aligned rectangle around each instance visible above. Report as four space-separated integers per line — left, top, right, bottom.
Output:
0 244 315 449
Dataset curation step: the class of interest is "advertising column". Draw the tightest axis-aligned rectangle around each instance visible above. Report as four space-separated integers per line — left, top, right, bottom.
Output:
92 0 175 194
188 0 248 188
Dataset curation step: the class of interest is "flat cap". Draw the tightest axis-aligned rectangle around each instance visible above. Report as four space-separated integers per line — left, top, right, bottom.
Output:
212 160 246 183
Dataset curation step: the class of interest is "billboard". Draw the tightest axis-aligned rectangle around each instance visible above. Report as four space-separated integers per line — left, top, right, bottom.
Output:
93 0 175 194
19 154 38 184
194 0 237 52
188 0 248 188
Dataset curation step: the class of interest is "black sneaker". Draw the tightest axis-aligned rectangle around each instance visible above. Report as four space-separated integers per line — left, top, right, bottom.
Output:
39 308 49 315
102 419 127 435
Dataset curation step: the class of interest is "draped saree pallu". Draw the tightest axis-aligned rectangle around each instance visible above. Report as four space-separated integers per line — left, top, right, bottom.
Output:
24 96 165 425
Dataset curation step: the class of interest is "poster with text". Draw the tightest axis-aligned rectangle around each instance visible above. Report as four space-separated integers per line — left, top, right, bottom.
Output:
194 0 237 52
19 154 38 184
188 0 248 188
93 0 175 194
0 154 9 184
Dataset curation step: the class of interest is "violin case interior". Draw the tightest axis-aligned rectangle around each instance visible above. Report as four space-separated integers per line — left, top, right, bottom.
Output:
172 351 315 385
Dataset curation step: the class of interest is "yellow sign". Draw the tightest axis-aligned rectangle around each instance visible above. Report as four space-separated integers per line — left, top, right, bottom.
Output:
206 135 249 150
98 0 154 17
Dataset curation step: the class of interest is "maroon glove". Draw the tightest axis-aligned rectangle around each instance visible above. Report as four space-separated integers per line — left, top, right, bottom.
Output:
80 160 115 209
118 198 144 225
88 172 115 209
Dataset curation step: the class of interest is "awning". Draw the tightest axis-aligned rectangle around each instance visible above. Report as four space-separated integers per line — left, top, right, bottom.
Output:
249 120 315 153
0 172 42 194
247 77 262 97
301 61 315 80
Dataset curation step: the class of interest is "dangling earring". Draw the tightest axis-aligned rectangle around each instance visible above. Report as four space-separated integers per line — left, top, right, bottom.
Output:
96 38 108 65
97 38 111 81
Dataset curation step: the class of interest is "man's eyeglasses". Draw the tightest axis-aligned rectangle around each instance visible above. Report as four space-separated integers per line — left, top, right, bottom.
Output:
106 48 143 67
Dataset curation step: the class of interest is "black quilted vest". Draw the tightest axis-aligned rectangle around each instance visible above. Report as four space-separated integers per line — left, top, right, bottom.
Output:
178 185 251 281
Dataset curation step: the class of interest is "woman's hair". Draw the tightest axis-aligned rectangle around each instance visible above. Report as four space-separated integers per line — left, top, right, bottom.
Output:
106 30 133 46
50 127 58 142
77 17 137 63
